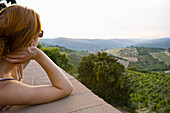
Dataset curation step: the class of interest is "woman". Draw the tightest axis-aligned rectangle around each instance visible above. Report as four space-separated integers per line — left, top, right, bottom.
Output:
0 5 73 111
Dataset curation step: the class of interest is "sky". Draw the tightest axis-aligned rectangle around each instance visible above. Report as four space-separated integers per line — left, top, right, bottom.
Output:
6 0 170 39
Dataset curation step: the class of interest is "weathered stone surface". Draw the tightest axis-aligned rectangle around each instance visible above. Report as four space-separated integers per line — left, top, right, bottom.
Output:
1 60 121 113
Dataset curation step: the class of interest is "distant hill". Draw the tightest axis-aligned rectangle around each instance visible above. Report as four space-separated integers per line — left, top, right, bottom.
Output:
39 37 170 51
39 38 143 51
134 38 170 49
107 47 170 71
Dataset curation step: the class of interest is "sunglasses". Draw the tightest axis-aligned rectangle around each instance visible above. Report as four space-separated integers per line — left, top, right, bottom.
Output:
38 30 44 38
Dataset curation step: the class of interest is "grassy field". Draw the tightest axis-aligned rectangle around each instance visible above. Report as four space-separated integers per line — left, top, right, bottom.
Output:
150 52 170 65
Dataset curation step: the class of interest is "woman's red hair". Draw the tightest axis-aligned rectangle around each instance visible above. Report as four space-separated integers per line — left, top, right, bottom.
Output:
0 5 41 55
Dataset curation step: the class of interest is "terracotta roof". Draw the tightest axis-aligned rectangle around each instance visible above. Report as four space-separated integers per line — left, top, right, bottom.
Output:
2 60 121 113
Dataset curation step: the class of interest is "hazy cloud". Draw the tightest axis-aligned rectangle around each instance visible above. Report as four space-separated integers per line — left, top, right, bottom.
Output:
17 0 170 39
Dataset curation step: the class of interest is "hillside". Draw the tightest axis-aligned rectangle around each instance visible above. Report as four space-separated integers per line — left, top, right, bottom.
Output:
39 38 143 51
150 51 170 65
106 48 138 62
106 47 170 71
39 37 170 51
134 38 170 49
128 70 170 113
38 44 170 112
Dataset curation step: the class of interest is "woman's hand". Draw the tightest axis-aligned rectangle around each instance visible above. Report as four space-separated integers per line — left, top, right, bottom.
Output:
3 47 39 66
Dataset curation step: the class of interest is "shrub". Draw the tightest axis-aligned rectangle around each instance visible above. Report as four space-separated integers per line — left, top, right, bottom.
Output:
78 52 133 107
41 47 75 74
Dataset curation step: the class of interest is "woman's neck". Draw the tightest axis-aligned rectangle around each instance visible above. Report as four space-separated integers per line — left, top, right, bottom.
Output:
0 58 14 78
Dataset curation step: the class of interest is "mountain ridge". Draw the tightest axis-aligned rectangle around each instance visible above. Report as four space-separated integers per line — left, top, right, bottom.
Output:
133 38 170 48
39 37 170 51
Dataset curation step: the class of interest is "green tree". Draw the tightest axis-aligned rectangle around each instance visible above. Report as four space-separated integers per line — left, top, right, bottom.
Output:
78 52 133 107
41 47 74 74
0 0 16 10
37 43 42 49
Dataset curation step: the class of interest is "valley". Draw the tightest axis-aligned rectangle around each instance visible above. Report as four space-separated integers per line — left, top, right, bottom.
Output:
38 38 170 113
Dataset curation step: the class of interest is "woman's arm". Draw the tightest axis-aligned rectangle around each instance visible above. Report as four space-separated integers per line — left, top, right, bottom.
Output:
1 47 73 106
34 48 73 94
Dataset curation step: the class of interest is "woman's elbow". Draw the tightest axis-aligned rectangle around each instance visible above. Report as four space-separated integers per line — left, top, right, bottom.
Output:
66 84 73 96
63 84 73 97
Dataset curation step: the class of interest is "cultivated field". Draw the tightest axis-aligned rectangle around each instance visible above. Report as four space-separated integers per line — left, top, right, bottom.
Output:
106 48 138 62
164 51 170 56
150 52 170 65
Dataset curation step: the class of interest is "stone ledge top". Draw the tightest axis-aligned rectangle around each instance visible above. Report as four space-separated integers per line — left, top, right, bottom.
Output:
1 60 121 113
